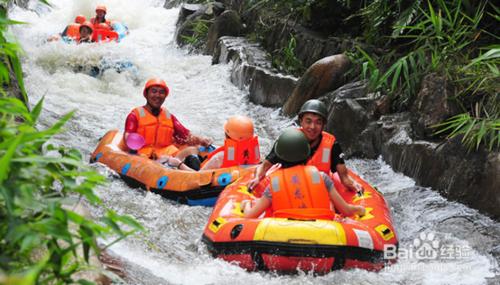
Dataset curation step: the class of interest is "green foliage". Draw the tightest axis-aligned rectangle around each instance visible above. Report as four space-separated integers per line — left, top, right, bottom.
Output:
433 104 500 151
354 47 427 108
0 6 27 102
0 3 144 284
0 96 144 284
271 35 304 76
245 0 317 21
350 0 499 151
181 19 211 50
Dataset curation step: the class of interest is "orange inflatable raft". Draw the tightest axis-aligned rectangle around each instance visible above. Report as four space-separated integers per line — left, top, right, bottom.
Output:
90 130 257 206
202 170 398 273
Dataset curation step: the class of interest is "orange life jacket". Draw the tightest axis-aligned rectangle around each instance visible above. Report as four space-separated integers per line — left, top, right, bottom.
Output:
92 29 119 43
301 129 336 173
269 165 334 220
205 136 260 168
90 17 111 26
65 23 80 40
132 107 175 149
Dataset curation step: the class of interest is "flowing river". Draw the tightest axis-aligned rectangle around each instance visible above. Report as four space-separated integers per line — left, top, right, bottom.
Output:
10 1 500 284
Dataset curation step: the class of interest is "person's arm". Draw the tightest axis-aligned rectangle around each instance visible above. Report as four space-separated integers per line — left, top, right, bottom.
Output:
323 173 365 216
247 159 272 189
200 151 223 170
243 196 271 218
171 114 212 146
123 112 138 151
336 164 358 192
248 141 280 189
331 142 359 192
186 133 212 146
60 26 69 37
159 156 195 171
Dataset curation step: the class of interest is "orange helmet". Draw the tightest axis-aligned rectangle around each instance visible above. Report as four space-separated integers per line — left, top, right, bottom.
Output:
79 21 94 32
74 15 86 24
143 78 169 97
95 5 107 13
96 23 111 30
224 116 254 141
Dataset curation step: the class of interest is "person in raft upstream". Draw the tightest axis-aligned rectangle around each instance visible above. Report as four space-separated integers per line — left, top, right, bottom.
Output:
77 21 94 44
242 128 365 219
47 14 86 42
90 4 111 28
123 78 212 170
248 99 363 193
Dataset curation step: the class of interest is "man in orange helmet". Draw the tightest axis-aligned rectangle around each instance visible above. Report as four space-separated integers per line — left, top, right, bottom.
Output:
201 115 260 170
48 15 86 42
124 78 212 170
90 5 111 27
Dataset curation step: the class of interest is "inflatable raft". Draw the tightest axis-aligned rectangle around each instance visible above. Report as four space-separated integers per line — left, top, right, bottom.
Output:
90 130 257 206
202 170 398 273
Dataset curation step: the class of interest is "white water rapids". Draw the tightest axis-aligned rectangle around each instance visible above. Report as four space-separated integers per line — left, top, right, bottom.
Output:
10 1 500 284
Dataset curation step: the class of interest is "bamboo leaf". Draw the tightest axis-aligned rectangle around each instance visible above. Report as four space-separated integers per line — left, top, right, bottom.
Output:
0 134 22 184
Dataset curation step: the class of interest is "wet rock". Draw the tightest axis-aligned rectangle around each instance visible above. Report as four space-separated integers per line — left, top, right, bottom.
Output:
248 68 297 107
471 152 500 219
411 73 458 138
374 95 391 117
211 2 226 17
175 4 203 27
283 54 351 116
213 36 297 106
205 10 242 55
322 84 500 219
164 0 184 9
381 135 500 219
8 0 30 9
323 81 377 157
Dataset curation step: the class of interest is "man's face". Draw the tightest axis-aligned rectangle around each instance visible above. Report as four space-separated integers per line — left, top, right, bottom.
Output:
299 113 325 141
145 86 167 109
96 10 106 18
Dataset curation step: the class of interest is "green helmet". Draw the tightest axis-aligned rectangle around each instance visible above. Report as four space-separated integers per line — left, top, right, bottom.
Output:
274 129 310 163
298 99 328 120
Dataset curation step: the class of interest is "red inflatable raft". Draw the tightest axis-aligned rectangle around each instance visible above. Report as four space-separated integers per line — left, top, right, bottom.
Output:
202 170 398 273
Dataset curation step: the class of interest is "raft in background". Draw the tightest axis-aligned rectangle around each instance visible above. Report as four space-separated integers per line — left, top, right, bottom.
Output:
111 22 128 41
202 171 398 273
90 130 257 206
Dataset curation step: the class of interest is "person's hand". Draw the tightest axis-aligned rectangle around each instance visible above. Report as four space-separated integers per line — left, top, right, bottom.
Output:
199 136 212 147
355 205 366 216
247 177 261 190
240 200 251 213
346 180 364 194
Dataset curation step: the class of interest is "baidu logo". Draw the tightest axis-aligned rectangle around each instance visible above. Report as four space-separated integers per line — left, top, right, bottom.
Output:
412 232 440 259
384 231 471 261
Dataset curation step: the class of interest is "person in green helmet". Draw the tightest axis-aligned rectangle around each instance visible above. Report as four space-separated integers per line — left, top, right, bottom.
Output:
248 99 362 193
243 129 365 219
